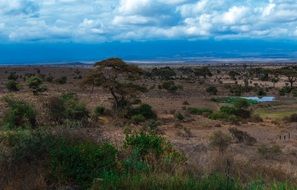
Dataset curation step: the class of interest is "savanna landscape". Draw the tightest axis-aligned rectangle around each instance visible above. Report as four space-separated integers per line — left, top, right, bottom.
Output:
1 58 297 189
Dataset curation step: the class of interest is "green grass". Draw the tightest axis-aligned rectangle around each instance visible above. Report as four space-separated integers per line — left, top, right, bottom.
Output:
255 109 297 120
211 97 258 106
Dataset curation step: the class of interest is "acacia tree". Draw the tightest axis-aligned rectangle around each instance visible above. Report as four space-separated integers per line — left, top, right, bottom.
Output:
83 58 146 111
276 67 297 88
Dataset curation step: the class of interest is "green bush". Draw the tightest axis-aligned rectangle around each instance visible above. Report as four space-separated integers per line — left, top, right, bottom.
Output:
161 81 179 93
125 133 164 159
5 80 20 92
175 112 185 121
257 88 267 97
93 173 241 190
209 111 239 123
50 141 117 189
131 114 146 123
0 130 52 163
26 76 47 95
187 107 213 116
94 106 105 117
206 86 218 95
279 86 291 96
46 93 89 124
2 97 37 129
129 104 157 120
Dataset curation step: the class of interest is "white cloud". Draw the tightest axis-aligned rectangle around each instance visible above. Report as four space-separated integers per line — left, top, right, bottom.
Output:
221 6 248 25
0 0 296 42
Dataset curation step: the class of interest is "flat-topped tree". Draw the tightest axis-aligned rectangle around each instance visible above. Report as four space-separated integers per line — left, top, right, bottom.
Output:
83 58 146 112
276 66 297 88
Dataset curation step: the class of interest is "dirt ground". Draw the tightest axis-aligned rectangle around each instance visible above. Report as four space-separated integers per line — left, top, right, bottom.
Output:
1 65 297 182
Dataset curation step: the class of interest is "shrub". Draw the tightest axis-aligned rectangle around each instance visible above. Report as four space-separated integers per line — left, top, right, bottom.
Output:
284 113 297 122
228 127 257 145
145 119 160 131
46 93 89 124
233 98 250 109
0 130 53 166
175 112 185 121
258 144 282 159
2 97 37 129
209 131 232 153
46 74 54 82
206 86 218 95
229 85 243 96
161 81 179 93
55 76 67 84
7 72 18 80
187 107 213 116
257 88 267 97
125 133 165 159
129 104 157 120
220 106 237 115
50 140 117 189
94 106 105 117
27 76 47 95
131 114 146 124
5 80 20 92
209 112 239 123
279 86 291 96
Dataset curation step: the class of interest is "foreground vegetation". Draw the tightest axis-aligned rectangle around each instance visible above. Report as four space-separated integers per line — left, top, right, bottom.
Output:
1 59 297 189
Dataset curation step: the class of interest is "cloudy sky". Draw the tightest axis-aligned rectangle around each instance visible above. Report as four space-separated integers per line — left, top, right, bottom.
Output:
0 0 297 64
1 0 297 42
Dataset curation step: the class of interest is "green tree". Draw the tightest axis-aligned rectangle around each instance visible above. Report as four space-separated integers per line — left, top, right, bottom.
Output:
83 58 146 112
27 76 47 95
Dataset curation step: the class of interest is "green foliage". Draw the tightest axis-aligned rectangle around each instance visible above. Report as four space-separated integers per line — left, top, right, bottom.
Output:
0 130 52 163
161 81 180 93
279 86 291 96
233 98 250 109
211 97 257 106
187 107 213 116
131 114 146 123
129 104 157 120
206 86 218 95
209 111 239 123
175 112 185 121
46 93 89 124
93 173 241 190
2 97 37 129
26 76 47 95
125 133 164 159
94 106 105 117
5 80 20 92
257 88 267 97
50 140 117 189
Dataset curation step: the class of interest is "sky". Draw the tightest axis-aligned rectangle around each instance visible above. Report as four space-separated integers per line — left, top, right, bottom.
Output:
0 0 297 64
